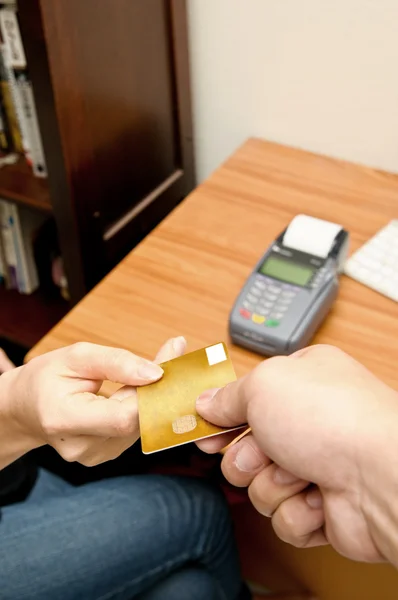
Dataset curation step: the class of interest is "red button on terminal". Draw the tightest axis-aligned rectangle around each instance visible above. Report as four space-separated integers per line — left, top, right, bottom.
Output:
239 308 251 319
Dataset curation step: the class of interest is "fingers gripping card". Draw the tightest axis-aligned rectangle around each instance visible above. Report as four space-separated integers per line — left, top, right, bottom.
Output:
138 343 239 454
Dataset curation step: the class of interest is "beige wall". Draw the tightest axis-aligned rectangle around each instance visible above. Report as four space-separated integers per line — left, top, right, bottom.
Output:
187 0 398 181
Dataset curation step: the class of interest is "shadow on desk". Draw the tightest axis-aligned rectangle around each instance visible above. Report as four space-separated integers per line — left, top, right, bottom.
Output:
32 442 219 486
233 503 398 600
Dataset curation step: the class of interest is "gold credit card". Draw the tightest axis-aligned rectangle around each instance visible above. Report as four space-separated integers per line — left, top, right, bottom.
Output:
138 342 240 454
220 427 252 455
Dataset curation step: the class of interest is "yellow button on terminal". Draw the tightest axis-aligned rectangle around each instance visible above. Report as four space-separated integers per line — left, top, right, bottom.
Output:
252 314 266 324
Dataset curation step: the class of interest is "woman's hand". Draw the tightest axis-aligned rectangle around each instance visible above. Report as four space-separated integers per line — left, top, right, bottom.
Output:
0 337 186 469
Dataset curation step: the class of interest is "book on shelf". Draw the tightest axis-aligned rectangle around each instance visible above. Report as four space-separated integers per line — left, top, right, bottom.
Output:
14 70 47 177
0 199 17 288
0 219 5 284
0 201 10 288
0 198 69 299
0 198 47 294
0 43 22 153
0 3 47 177
0 95 11 151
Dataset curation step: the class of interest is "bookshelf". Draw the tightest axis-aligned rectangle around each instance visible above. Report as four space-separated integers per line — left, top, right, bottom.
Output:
0 154 51 212
0 0 194 350
0 285 66 348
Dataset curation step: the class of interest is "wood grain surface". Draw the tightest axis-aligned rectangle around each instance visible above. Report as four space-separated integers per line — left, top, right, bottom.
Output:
28 137 398 391
27 138 398 599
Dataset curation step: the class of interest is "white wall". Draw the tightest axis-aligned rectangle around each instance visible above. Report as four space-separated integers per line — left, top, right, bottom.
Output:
187 0 398 182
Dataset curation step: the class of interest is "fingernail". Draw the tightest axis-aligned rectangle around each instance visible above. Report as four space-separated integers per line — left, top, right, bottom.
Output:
172 336 186 355
306 488 323 509
138 362 164 380
274 468 301 485
196 388 220 405
235 444 264 472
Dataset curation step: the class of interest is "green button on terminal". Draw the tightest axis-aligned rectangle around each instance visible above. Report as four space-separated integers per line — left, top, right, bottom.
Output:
265 319 280 328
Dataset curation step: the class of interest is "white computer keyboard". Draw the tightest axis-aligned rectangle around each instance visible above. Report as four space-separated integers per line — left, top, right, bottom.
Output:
344 220 398 302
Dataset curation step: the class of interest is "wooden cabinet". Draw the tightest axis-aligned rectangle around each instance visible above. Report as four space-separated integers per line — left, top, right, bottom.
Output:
1 0 194 342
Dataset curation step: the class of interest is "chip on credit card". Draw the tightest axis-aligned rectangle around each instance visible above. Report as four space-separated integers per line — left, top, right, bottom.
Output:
138 342 242 454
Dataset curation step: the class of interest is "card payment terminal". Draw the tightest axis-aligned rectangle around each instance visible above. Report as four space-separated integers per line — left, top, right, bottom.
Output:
229 215 349 356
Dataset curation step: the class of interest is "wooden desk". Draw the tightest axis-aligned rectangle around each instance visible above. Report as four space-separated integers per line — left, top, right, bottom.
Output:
28 139 398 599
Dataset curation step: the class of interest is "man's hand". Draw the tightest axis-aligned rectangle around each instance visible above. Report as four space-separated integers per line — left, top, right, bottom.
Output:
196 345 398 566
0 337 186 468
0 348 15 373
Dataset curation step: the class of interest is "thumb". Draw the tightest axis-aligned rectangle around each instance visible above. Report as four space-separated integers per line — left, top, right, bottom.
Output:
196 375 250 428
63 342 164 385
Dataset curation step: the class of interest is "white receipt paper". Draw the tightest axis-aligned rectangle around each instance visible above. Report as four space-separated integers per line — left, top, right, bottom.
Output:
283 215 342 259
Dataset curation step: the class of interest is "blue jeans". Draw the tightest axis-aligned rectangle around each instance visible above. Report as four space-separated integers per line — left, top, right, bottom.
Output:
0 469 245 600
